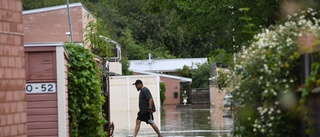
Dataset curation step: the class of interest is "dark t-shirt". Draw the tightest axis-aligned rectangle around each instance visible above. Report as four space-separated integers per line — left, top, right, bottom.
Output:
139 87 156 114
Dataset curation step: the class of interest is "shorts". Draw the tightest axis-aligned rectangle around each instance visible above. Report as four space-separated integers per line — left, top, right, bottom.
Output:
137 112 154 124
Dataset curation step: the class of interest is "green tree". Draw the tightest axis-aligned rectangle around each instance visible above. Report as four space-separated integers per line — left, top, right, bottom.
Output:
191 63 211 88
143 0 281 52
84 19 113 59
175 49 233 88
192 49 233 88
176 65 192 78
23 0 320 59
92 0 172 59
91 0 219 58
119 28 149 60
121 57 133 75
209 49 234 66
22 0 99 10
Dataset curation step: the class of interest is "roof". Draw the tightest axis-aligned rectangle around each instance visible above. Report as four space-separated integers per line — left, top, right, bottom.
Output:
134 71 192 83
24 42 69 59
24 42 65 47
23 2 89 15
129 58 207 72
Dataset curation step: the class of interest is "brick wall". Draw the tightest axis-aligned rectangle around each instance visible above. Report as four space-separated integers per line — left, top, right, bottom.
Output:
161 77 180 105
209 86 226 109
24 6 84 43
0 0 27 137
209 86 226 127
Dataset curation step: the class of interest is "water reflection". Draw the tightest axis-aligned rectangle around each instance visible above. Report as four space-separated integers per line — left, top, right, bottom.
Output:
161 105 233 137
113 105 233 136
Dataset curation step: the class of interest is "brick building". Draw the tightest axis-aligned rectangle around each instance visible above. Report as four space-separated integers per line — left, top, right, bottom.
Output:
23 3 94 46
23 3 122 75
0 0 27 136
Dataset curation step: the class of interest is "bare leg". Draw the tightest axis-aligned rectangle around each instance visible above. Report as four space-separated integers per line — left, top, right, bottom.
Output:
133 120 141 137
150 123 162 137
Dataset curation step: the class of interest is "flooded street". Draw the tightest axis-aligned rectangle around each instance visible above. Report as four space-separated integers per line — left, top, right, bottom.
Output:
159 105 233 137
114 105 233 137
109 72 233 136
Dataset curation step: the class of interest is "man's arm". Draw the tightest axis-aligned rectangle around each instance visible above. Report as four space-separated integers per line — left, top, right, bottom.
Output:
148 98 153 113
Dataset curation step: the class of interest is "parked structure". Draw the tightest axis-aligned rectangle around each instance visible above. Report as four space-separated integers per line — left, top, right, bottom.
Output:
24 42 69 136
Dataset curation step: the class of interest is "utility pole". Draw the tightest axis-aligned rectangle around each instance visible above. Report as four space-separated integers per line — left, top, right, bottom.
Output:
66 0 74 43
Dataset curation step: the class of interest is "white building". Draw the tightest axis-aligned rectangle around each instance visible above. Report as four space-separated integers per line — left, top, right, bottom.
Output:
129 58 208 74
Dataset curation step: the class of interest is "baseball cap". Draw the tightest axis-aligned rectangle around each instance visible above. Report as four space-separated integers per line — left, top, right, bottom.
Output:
133 79 143 85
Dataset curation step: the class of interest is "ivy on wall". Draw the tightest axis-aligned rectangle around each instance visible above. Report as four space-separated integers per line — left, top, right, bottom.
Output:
66 43 107 137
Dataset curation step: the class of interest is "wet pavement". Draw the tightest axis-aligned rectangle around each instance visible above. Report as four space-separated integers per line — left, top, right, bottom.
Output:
118 105 233 137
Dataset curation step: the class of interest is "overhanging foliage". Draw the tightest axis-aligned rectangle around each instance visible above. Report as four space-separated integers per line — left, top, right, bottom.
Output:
66 43 107 137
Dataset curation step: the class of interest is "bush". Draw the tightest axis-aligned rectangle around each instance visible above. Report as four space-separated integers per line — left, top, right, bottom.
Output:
66 44 107 137
232 9 320 137
160 82 166 106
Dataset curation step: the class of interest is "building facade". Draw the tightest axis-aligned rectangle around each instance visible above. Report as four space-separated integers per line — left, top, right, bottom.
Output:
160 77 181 105
0 0 27 136
23 3 94 46
23 3 122 75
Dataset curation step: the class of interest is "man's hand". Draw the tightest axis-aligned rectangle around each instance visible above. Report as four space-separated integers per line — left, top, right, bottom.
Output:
148 109 153 114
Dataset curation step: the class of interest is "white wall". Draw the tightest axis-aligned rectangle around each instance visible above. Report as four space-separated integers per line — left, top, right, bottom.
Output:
110 75 160 136
109 62 122 75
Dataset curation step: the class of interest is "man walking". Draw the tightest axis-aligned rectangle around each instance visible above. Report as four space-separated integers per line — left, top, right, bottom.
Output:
133 79 162 137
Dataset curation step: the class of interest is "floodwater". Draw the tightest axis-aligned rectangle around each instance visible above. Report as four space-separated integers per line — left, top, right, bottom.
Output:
118 105 233 137
159 105 233 137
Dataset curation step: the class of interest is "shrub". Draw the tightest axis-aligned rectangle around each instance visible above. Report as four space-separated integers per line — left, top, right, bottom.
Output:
66 44 107 137
232 9 320 137
160 82 166 106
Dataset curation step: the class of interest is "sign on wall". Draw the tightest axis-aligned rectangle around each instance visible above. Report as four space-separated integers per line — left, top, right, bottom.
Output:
25 83 56 93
